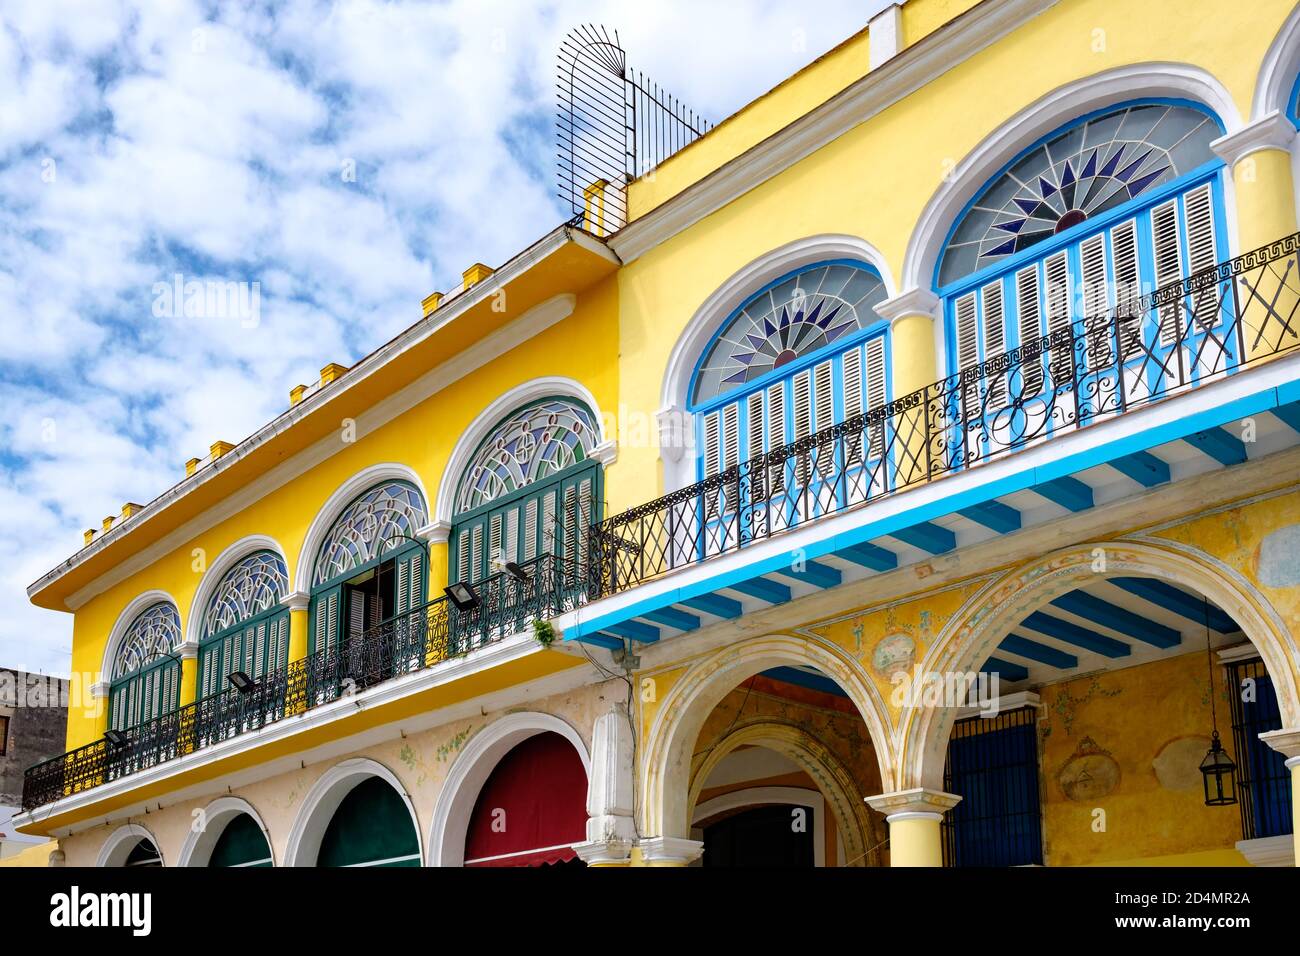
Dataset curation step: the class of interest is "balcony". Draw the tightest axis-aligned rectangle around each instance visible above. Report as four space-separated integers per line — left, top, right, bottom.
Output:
574 233 1300 641
21 553 585 813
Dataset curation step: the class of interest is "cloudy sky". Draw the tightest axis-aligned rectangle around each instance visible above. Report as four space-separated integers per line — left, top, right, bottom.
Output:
0 0 886 675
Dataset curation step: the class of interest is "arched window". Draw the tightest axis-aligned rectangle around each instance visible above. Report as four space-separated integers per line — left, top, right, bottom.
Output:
450 398 602 584
109 602 182 730
309 481 428 656
688 260 891 534
937 101 1226 437
197 551 291 699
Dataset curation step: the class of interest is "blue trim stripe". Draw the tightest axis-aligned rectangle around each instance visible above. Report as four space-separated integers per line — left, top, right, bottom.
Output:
761 666 850 698
958 500 1021 534
891 521 956 554
774 560 842 589
642 607 701 633
1023 611 1131 658
1184 426 1247 466
1033 475 1094 512
1051 591 1180 649
1109 577 1238 633
1109 451 1170 487
680 593 743 619
982 657 1030 682
999 634 1078 670
728 577 792 605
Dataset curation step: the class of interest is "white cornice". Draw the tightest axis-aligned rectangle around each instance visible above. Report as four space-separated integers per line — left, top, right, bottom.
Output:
56 294 580 611
32 224 615 606
283 590 310 612
608 0 1059 264
1211 111 1297 165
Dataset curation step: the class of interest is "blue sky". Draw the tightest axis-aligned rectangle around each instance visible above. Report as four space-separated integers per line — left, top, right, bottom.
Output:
0 0 885 675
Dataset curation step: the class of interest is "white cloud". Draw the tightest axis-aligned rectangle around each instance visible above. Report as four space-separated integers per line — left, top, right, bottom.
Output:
0 0 874 676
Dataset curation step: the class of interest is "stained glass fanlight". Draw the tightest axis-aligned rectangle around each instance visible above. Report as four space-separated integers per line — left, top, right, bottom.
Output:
200 551 289 639
313 481 428 586
692 263 887 405
455 399 599 513
938 103 1221 285
113 602 182 678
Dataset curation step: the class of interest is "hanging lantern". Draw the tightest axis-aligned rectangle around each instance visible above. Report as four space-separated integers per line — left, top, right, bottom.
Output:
1199 729 1237 807
1198 596 1237 807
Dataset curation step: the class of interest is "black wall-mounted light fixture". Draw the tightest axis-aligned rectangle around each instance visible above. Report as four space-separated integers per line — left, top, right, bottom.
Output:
444 581 480 612
227 671 256 694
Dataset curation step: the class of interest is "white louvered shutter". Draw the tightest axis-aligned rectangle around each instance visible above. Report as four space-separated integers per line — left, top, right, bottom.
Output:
955 291 980 420
1151 199 1183 347
1015 264 1043 395
981 281 1007 407
792 369 812 485
523 498 538 561
1184 184 1218 331
747 391 765 497
1111 219 1142 359
703 411 720 516
813 361 834 476
767 381 786 495
842 346 863 464
1044 251 1073 380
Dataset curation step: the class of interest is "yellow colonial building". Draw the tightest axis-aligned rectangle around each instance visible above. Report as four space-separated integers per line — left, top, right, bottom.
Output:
15 0 1300 868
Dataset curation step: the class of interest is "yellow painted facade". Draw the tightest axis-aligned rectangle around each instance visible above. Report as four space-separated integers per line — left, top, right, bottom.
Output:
19 0 1300 867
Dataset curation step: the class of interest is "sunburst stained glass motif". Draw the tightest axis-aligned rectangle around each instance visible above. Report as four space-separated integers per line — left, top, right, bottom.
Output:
113 602 182 678
692 263 887 405
939 104 1220 285
201 551 289 639
456 399 599 513
313 481 428 586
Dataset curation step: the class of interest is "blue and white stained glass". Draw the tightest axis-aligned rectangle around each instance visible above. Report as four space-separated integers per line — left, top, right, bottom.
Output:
456 399 598 513
201 550 289 639
313 481 428 586
692 263 887 405
939 104 1220 285
113 602 182 678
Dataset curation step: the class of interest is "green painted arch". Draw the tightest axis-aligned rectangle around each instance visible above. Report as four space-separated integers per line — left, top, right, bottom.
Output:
318 776 421 868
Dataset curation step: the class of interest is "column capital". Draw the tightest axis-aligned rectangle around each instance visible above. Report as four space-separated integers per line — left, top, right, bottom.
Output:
865 787 961 820
638 836 704 866
875 287 941 325
176 640 200 660
1259 726 1300 761
573 838 634 867
415 520 452 545
283 590 310 612
89 680 110 700
1211 112 1297 166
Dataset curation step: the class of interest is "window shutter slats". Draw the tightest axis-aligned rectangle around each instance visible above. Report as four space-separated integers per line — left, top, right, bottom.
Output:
1184 183 1218 331
865 337 887 461
981 281 1007 407
842 346 863 464
1111 219 1142 359
767 381 786 495
1015 265 1043 395
1151 199 1183 347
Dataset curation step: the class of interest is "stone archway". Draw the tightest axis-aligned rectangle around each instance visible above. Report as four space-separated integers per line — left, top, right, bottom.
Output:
687 719 882 866
901 539 1300 792
640 633 895 843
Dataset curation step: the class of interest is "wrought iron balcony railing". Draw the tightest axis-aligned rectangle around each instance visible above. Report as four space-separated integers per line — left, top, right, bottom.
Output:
21 553 585 812
589 233 1300 599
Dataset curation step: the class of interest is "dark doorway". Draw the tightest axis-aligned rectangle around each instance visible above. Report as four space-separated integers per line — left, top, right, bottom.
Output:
701 804 815 867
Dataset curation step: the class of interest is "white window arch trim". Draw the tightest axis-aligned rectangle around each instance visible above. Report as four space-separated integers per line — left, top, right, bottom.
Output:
659 235 897 494
902 63 1243 295
432 377 615 531
100 589 183 684
293 464 430 594
183 535 292 647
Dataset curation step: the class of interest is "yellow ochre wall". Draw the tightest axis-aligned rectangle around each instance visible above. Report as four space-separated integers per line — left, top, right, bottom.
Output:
614 0 1297 510
64 275 620 750
1038 651 1246 867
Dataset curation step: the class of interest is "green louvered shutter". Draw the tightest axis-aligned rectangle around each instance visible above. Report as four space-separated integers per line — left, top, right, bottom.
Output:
310 586 342 654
